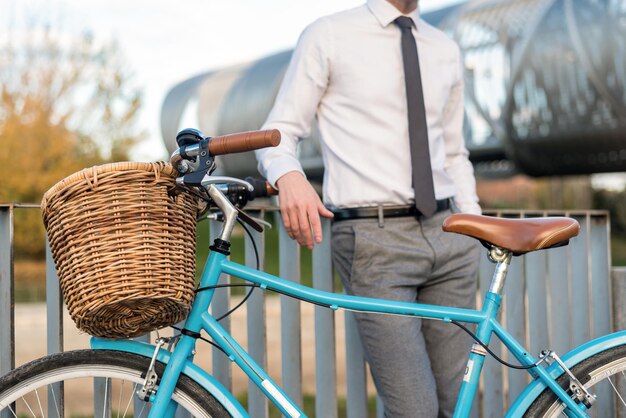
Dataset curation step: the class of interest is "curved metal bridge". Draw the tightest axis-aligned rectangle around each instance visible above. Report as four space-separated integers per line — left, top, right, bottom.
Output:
161 0 626 179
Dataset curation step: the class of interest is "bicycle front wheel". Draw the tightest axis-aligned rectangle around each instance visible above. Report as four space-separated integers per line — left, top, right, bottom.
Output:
0 349 229 417
524 344 626 417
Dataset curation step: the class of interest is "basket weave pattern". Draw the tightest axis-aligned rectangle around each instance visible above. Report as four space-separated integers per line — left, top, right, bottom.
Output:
42 162 197 339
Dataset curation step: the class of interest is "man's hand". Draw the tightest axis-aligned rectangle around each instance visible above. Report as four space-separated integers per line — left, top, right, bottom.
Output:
276 171 334 249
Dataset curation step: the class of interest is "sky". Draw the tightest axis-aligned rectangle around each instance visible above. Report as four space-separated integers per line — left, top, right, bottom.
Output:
4 0 464 161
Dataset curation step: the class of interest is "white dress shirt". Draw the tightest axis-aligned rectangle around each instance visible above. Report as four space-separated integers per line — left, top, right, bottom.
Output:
256 0 481 214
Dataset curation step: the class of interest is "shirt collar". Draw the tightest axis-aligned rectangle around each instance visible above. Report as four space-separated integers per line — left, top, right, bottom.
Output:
367 0 420 28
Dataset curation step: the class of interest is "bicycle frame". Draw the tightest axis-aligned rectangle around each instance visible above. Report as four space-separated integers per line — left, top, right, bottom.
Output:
91 247 614 418
88 177 617 418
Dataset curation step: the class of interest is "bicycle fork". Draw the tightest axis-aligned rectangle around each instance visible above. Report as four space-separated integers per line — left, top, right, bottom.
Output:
141 250 226 417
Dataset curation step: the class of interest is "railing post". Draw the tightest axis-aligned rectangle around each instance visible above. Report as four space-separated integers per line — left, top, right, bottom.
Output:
570 214 590 346
45 236 63 355
547 244 570 354
276 212 303 409
525 249 549 354
590 213 612 337
344 311 368 418
612 266 626 418
93 379 112 417
46 236 65 416
312 219 337 417
245 210 269 418
589 213 614 418
613 267 626 332
0 205 14 418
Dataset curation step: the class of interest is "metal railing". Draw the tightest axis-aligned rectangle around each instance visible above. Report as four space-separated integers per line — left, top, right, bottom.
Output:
0 204 620 417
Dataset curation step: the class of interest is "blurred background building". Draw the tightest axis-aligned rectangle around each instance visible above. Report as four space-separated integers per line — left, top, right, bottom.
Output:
161 0 626 184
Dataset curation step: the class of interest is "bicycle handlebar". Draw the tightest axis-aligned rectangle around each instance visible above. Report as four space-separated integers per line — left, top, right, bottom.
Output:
170 128 279 214
244 177 278 199
215 177 278 210
209 130 281 155
170 128 281 175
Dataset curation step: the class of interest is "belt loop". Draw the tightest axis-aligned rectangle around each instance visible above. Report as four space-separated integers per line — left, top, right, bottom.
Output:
377 205 384 228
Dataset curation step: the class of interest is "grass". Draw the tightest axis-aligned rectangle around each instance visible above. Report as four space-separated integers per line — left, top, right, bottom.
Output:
611 233 626 266
13 260 47 303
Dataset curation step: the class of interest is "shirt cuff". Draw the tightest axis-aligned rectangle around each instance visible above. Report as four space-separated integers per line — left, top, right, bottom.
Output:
454 200 482 215
265 157 306 189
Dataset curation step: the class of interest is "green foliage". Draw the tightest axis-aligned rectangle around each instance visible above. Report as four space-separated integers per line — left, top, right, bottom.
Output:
594 188 626 235
0 27 143 259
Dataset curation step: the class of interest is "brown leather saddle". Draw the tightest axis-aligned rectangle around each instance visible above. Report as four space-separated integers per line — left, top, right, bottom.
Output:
442 214 580 256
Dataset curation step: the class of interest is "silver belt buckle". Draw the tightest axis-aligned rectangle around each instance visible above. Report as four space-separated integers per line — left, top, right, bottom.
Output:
377 205 384 228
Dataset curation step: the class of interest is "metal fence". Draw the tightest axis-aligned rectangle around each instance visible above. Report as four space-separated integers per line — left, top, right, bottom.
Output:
0 204 619 417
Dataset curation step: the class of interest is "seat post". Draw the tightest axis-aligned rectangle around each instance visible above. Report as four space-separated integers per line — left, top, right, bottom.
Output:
488 247 512 295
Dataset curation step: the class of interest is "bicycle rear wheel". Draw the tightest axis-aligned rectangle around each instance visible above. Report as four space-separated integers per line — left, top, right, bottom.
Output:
0 349 229 417
524 344 626 417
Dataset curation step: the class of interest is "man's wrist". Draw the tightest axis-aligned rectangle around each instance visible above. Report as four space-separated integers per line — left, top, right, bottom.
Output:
275 170 306 189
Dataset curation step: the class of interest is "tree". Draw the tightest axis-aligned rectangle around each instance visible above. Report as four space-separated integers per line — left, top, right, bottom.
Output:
0 27 144 258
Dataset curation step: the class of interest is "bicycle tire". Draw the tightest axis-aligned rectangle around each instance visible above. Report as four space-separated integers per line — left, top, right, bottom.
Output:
524 344 626 417
0 349 230 417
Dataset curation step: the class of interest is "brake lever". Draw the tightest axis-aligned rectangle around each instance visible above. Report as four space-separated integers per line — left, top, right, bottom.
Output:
203 176 254 191
253 216 272 230
236 207 264 232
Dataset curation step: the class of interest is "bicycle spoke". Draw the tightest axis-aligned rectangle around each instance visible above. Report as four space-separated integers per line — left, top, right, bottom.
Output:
23 393 38 417
6 404 17 418
0 350 224 417
136 401 148 418
5 378 152 418
49 384 61 418
102 377 109 418
120 382 138 418
117 379 123 418
607 374 626 407
35 388 45 417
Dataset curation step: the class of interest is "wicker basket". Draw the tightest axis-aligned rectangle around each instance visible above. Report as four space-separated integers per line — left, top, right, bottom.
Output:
41 162 197 339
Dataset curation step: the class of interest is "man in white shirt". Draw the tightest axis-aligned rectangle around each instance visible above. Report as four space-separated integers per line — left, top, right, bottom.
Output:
256 0 480 416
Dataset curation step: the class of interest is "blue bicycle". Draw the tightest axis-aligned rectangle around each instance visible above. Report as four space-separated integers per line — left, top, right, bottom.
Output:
1 129 625 417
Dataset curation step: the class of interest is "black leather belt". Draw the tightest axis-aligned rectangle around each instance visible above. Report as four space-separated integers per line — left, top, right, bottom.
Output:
331 199 451 221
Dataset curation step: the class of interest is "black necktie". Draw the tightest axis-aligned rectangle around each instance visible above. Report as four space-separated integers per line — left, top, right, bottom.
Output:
394 16 437 217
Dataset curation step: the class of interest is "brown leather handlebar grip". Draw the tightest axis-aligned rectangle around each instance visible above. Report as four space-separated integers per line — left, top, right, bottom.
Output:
265 182 279 196
208 129 281 156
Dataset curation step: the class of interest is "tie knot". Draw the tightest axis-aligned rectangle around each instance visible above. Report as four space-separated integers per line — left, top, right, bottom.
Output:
394 16 414 30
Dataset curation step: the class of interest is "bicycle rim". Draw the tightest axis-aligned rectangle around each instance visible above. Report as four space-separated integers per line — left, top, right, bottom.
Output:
0 349 229 418
525 345 626 417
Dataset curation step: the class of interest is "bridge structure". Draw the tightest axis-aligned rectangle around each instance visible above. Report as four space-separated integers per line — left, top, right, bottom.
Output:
160 0 626 180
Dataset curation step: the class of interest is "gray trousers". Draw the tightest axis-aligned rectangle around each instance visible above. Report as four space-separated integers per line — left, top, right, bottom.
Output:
331 209 480 418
